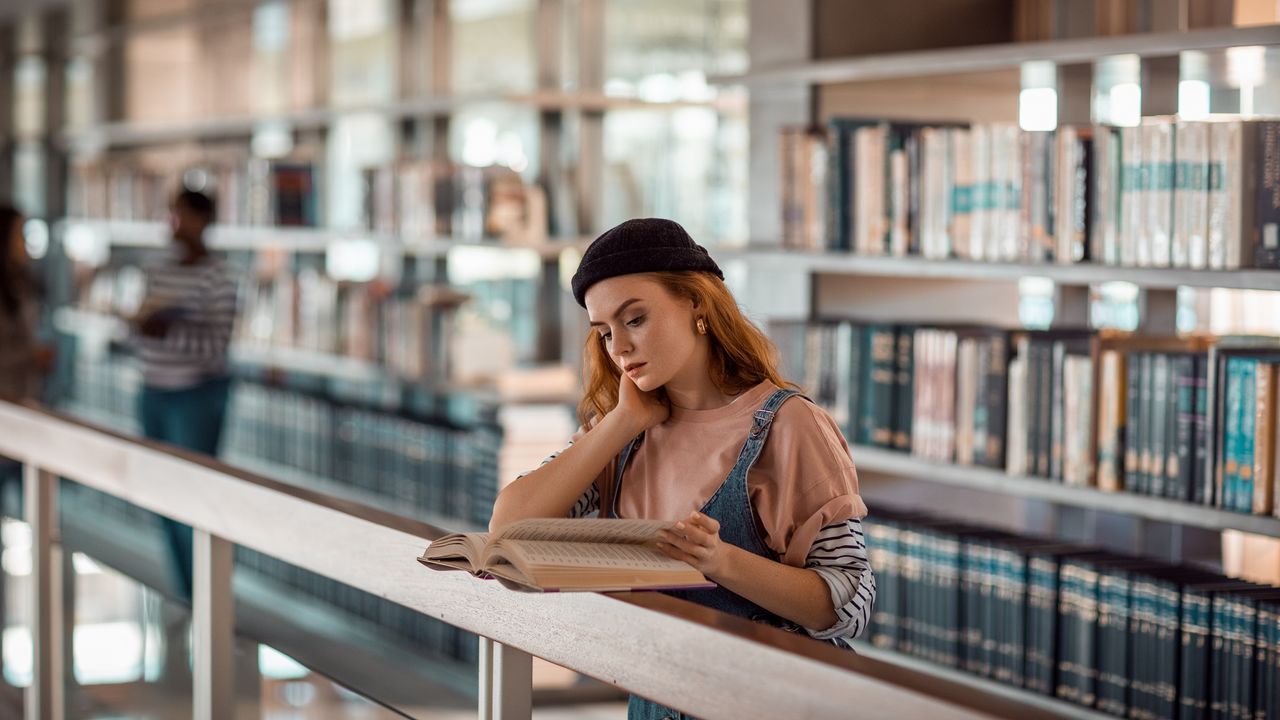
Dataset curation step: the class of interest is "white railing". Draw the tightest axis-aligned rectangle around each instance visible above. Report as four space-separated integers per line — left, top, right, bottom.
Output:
0 400 1026 720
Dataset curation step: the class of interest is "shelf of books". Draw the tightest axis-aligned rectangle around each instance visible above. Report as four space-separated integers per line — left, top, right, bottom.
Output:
859 507 1280 719
776 319 1280 538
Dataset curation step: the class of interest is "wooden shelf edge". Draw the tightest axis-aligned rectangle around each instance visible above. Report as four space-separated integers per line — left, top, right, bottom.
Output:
64 219 586 257
721 248 1280 291
714 24 1280 86
851 443 1280 538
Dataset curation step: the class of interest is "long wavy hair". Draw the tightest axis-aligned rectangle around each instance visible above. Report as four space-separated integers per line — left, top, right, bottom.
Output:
577 271 796 429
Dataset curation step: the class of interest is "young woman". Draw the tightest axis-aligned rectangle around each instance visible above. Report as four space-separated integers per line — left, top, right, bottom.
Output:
490 218 875 717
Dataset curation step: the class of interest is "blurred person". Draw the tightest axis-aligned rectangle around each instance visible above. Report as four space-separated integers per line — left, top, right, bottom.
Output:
0 205 53 403
0 205 55 500
130 188 238 600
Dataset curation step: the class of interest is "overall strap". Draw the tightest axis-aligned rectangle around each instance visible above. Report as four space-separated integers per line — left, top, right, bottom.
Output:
729 388 802 478
604 434 642 519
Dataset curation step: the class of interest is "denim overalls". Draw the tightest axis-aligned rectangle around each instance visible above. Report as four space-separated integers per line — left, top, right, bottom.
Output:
604 388 800 720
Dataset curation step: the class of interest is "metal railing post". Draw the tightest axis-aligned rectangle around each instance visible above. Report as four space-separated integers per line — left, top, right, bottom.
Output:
478 637 533 720
193 528 234 720
24 463 63 720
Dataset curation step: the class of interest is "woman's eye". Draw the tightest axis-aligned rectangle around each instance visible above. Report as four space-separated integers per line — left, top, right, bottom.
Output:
601 332 612 342
626 315 645 328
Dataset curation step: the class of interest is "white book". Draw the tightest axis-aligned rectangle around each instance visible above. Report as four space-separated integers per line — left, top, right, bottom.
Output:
1119 125 1144 267
1173 121 1210 269
1143 117 1176 268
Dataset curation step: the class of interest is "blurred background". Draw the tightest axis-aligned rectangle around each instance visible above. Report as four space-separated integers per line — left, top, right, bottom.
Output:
2 0 1280 718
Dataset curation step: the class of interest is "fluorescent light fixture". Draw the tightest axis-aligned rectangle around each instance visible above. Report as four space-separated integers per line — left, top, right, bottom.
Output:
447 245 540 284
325 238 381 282
251 121 294 159
1018 276 1056 329
1178 80 1211 120
1019 87 1058 131
1109 83 1142 127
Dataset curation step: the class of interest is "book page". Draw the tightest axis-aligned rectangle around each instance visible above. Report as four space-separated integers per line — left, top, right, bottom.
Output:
489 540 691 572
494 518 672 545
421 532 490 567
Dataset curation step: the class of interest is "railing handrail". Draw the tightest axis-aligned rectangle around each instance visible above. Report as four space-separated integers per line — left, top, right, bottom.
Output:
0 400 1052 720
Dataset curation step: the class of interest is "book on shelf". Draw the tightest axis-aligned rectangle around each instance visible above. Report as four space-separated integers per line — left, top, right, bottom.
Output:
418 518 715 593
863 506 1280 718
782 116 1280 271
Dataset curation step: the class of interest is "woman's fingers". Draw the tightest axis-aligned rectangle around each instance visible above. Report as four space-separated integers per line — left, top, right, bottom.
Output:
658 529 709 557
688 511 719 534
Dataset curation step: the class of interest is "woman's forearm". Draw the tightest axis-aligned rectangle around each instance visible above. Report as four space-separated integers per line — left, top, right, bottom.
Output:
489 411 639 531
712 546 838 632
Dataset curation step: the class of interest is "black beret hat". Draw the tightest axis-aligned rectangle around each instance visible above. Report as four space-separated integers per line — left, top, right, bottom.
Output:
570 218 723 307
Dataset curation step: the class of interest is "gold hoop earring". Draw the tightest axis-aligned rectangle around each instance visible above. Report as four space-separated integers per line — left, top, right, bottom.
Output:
696 318 708 335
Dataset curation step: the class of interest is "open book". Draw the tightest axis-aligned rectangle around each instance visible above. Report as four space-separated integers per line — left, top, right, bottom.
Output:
417 518 716 592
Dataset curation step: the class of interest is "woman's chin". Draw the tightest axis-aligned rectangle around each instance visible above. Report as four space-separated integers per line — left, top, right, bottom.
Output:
634 375 662 393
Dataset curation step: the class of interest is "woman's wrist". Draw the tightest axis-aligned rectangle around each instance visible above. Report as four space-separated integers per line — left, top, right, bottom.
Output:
600 406 645 439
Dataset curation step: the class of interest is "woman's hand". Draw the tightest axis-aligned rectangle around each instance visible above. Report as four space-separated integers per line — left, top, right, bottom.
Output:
657 511 733 579
613 372 669 435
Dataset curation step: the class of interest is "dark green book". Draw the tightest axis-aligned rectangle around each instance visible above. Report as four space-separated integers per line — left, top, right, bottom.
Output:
1193 357 1211 505
1173 354 1198 502
1096 568 1133 716
1125 353 1144 493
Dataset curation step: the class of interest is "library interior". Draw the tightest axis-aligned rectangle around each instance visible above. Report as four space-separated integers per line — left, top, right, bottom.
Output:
1 0 1280 718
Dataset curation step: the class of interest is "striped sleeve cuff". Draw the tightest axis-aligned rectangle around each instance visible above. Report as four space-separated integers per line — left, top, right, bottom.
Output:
803 518 876 644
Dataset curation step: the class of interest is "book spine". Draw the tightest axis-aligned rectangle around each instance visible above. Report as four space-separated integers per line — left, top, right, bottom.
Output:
894 326 915 451
1180 592 1208 720
1097 349 1125 492
1006 345 1028 476
1050 341 1067 481
1151 353 1170 498
1175 354 1197 502
869 325 897 447
1194 355 1211 505
1254 362 1275 515
1240 360 1258 514
1255 122 1280 268
1139 352 1155 496
1142 119 1172 267
1125 352 1143 493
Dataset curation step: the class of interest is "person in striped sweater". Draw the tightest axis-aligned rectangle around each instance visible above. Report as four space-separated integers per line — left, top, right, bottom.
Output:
131 188 238 598
491 218 874 719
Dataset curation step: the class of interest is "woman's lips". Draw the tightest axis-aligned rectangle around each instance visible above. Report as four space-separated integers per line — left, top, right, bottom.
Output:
626 363 647 377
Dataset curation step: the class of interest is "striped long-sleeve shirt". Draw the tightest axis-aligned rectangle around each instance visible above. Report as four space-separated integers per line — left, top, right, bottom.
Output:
520 447 875 646
135 252 238 389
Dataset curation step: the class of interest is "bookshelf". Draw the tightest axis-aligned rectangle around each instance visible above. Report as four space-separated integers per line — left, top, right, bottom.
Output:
740 2 1280 716
739 2 1280 534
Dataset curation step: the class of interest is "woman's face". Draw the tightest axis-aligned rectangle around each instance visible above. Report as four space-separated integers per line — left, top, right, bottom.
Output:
585 274 701 393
